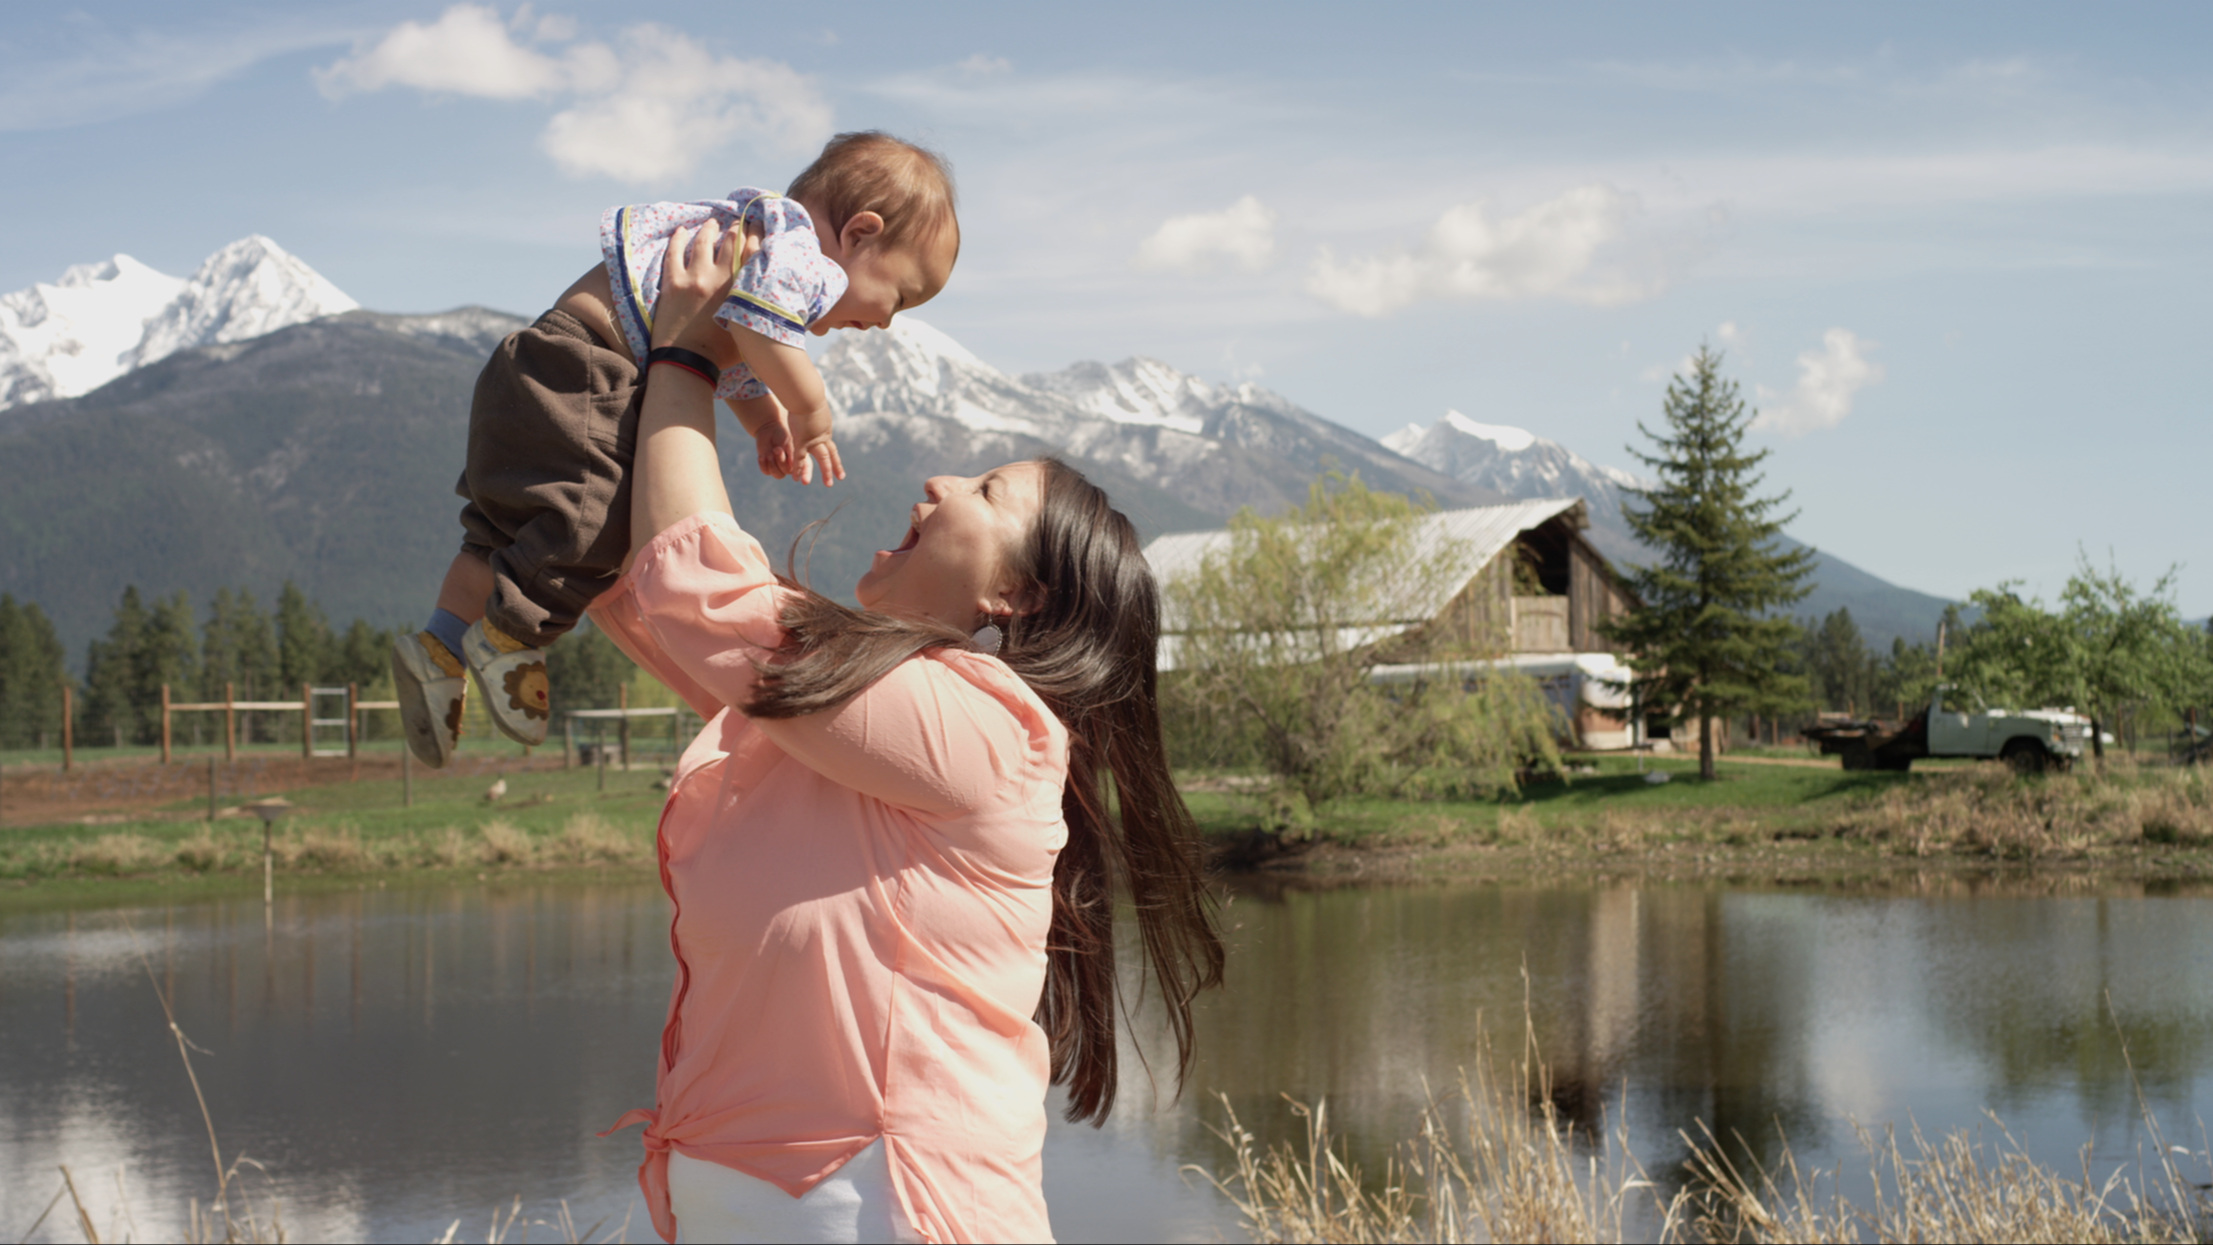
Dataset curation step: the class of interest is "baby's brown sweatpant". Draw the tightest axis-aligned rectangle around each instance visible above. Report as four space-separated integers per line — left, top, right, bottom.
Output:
456 308 642 648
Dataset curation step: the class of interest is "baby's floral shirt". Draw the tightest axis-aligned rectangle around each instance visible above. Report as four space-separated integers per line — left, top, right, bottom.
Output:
601 190 849 402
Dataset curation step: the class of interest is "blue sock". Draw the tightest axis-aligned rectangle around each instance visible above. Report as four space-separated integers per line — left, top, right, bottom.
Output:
425 608 471 657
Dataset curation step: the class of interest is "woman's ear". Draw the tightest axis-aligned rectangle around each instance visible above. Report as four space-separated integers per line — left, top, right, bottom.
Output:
996 580 1047 620
839 210 886 254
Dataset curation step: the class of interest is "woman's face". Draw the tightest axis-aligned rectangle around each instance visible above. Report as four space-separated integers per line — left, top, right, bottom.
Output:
856 461 1045 629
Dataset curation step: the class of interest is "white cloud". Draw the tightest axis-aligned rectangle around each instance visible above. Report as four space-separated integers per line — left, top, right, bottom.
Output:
958 53 1013 77
1753 328 1883 435
1135 196 1277 273
316 4 563 99
316 5 831 183
540 29 830 181
1305 184 1653 316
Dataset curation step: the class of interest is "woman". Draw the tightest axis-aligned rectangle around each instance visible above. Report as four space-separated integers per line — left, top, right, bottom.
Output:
595 221 1223 1243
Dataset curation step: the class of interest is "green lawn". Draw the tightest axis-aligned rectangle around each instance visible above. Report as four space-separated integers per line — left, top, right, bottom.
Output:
1184 753 1926 846
0 760 669 899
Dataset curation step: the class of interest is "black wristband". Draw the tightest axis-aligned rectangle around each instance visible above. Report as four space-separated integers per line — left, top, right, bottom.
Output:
646 346 718 384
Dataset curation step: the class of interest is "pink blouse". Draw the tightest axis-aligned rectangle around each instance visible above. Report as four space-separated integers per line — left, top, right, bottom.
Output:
592 513 1068 1244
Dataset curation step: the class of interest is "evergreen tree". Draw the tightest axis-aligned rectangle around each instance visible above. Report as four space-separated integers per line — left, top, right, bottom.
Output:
1873 634 1941 718
275 580 331 692
1597 346 1814 779
0 595 69 750
83 587 148 747
136 592 199 740
200 588 244 702
200 588 280 741
546 620 638 711
332 619 396 692
1803 607 1875 715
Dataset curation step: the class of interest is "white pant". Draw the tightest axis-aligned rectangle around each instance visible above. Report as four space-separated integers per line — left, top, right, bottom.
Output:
668 1138 921 1244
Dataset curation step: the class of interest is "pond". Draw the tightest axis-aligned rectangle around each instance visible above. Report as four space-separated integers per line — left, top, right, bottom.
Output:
4 875 2211 1242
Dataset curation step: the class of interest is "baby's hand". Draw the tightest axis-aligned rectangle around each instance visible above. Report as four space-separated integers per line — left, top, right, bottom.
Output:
721 327 845 486
786 406 844 487
731 393 796 480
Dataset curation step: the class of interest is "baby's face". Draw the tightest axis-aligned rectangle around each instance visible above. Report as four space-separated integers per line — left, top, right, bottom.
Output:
813 227 957 335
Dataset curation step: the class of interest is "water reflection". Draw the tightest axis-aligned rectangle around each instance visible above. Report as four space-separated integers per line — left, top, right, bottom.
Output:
1172 876 2213 1212
3 876 2210 1243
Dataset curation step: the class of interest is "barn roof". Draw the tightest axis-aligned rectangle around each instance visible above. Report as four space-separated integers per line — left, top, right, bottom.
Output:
1142 497 1589 631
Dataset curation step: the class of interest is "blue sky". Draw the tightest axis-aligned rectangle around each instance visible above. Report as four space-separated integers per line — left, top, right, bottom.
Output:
5 2 2209 618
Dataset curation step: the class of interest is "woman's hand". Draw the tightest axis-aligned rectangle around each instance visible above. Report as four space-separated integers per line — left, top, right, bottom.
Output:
653 221 750 367
631 222 742 555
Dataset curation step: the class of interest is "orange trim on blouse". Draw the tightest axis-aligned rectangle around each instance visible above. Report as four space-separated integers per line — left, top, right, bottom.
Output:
590 512 1067 1245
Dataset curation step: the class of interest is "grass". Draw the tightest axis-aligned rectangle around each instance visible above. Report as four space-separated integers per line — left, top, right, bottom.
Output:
1185 754 2213 874
0 761 665 899
1196 1016 2212 1244
12 745 2213 897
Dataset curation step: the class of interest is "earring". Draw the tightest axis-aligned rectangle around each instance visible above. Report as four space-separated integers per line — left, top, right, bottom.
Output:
971 620 1004 655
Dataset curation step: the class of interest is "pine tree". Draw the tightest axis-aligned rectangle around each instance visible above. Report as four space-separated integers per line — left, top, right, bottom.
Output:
83 587 149 747
0 595 69 750
200 588 245 703
136 592 199 741
545 619 636 711
275 580 331 693
332 619 395 692
200 588 280 741
1597 346 1814 780
1803 607 1874 715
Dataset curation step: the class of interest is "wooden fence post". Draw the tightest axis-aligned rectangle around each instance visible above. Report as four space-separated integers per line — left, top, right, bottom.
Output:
161 684 173 764
301 684 313 759
618 684 631 772
347 684 359 761
225 683 236 762
61 684 73 773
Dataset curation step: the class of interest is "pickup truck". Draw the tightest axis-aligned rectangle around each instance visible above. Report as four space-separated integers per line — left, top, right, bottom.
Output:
1802 685 2090 773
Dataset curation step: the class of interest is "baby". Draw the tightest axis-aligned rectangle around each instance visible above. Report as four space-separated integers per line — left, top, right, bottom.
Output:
392 131 960 767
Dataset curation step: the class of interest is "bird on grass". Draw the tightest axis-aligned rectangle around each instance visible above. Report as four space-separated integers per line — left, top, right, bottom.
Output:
485 778 508 803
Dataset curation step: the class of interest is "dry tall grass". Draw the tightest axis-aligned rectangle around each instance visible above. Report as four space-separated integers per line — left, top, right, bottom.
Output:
14 813 654 882
1834 764 2213 859
1194 1019 2211 1244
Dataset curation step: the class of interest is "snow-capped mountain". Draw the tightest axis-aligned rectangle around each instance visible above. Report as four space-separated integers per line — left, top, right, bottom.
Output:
1385 410 1648 558
821 319 1490 517
0 236 355 409
0 297 1951 654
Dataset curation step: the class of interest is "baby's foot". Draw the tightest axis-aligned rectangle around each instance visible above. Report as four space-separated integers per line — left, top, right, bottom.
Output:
392 632 468 768
463 619 551 746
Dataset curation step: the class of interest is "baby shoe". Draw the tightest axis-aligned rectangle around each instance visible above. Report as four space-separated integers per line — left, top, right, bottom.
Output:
392 631 468 768
463 618 552 746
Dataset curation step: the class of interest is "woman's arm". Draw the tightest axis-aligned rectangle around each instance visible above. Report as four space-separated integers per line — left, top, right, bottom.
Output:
630 221 747 556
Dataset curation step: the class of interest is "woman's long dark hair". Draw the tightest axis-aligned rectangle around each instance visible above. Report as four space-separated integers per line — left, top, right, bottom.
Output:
744 458 1225 1122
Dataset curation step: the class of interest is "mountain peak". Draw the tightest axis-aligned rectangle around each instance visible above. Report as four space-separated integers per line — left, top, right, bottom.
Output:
1439 409 1537 452
54 255 156 289
128 236 357 369
0 237 355 410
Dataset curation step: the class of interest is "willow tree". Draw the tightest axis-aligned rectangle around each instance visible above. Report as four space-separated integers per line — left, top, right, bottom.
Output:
1163 474 1559 824
1599 347 1813 780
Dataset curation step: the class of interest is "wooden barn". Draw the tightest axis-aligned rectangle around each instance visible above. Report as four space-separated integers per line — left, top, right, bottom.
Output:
1142 498 1647 748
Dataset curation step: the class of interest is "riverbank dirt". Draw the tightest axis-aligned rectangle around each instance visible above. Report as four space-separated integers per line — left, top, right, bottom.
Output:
0 748 567 827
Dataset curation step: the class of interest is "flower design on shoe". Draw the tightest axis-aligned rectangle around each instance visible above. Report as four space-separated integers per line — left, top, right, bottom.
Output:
504 661 551 722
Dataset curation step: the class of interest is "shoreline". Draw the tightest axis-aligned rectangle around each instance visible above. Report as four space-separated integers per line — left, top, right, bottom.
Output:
3 753 2208 909
6 827 2207 914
